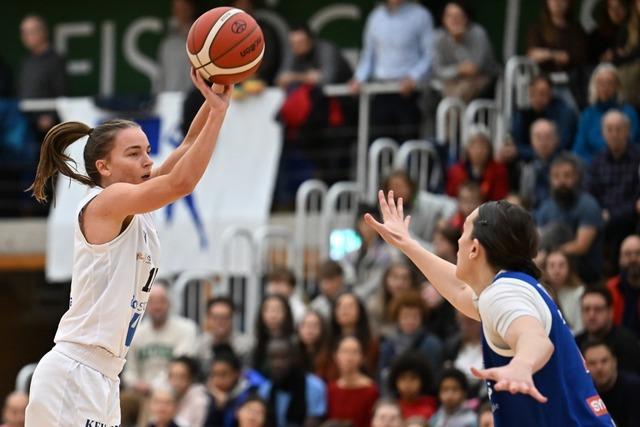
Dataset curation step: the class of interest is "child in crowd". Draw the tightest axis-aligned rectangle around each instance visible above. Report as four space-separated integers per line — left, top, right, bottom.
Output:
388 352 437 420
429 369 477 427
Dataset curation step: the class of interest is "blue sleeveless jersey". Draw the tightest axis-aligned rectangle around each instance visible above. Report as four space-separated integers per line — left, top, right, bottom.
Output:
481 271 615 427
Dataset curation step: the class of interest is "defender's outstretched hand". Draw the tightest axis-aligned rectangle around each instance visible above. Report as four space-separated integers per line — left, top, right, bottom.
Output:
364 190 413 250
471 362 548 404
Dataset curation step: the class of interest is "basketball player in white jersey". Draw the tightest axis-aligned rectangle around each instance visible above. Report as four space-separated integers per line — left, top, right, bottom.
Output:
24 69 231 427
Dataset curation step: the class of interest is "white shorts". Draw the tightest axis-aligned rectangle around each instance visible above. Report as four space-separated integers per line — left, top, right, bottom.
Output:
25 348 121 427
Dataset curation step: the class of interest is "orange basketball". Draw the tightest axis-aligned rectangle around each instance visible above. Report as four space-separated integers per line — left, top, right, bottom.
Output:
186 7 265 85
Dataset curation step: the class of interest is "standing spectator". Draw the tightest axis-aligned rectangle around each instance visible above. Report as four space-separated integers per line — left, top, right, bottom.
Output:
156 0 198 93
350 0 434 141
328 292 379 378
124 284 199 394
311 260 345 319
519 118 561 210
204 348 266 427
607 235 640 337
611 0 640 107
169 356 208 427
265 267 306 323
378 291 443 383
235 396 268 427
367 262 420 336
535 154 604 284
371 400 404 427
588 110 640 270
446 125 509 201
443 312 483 395
387 353 437 420
0 54 14 97
147 388 181 427
382 171 457 247
588 0 629 65
297 310 332 381
18 15 68 141
428 369 477 427
582 341 640 427
258 338 327 427
196 296 253 371
1 391 27 427
344 204 399 300
573 63 640 164
251 295 295 375
508 75 576 162
543 250 585 334
432 2 498 102
575 288 640 373
327 336 379 427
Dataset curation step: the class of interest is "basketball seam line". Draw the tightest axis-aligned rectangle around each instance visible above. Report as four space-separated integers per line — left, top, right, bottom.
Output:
211 22 259 64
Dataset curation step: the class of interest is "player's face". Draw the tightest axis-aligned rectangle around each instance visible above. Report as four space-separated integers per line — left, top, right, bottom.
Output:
581 294 613 334
456 209 479 283
99 127 153 186
584 345 617 389
237 400 267 427
371 404 403 427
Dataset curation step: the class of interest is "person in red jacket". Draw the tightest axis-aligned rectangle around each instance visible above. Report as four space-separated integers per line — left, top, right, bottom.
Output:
606 235 640 338
446 124 509 201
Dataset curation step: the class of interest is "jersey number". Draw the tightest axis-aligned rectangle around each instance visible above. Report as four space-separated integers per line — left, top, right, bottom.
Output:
125 268 159 347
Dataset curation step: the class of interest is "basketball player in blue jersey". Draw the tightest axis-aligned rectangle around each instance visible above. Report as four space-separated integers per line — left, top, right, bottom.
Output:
366 191 614 426
24 69 231 427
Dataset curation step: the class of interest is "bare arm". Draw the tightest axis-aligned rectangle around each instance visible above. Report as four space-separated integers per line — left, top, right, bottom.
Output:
151 101 211 178
560 226 597 256
471 316 554 403
365 190 480 320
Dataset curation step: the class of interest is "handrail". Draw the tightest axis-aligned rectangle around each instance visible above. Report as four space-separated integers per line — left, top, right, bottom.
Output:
435 97 466 161
395 140 442 193
367 138 399 202
322 181 362 259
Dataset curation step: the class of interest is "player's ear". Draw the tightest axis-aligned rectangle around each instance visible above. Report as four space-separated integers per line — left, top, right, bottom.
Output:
95 158 111 178
469 238 481 260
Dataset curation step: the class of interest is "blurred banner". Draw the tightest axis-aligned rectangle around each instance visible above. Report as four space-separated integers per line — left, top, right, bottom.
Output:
46 89 283 281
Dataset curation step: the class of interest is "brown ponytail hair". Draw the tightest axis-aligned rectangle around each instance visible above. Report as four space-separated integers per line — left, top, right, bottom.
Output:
28 119 140 203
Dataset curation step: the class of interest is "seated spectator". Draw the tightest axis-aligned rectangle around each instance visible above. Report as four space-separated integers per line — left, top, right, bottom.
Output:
607 235 640 337
448 182 483 232
519 118 561 209
276 24 352 90
576 288 640 373
327 336 380 427
589 110 640 270
328 292 379 378
526 0 587 107
251 295 295 375
611 0 640 107
258 338 327 427
311 260 345 320
168 356 208 427
297 310 332 381
432 2 498 102
422 280 459 341
429 369 477 427
536 153 604 284
265 267 306 323
147 388 181 427
124 284 199 394
446 125 509 201
196 296 253 371
344 204 399 300
18 15 68 141
204 347 265 427
378 291 443 382
477 401 494 427
508 76 576 162
443 312 483 395
371 400 404 427
1 391 27 427
350 0 434 141
588 0 629 65
582 341 640 427
573 63 640 164
432 225 461 264
156 0 197 92
387 353 437 420
543 249 585 334
367 262 421 336
235 395 268 427
382 171 457 247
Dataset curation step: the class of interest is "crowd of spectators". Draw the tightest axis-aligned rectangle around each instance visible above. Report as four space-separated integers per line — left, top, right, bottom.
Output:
4 0 640 426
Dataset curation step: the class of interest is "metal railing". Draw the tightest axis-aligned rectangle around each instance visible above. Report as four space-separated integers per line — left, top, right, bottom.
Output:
321 181 361 258
436 96 466 162
395 140 442 193
504 56 539 125
367 138 399 202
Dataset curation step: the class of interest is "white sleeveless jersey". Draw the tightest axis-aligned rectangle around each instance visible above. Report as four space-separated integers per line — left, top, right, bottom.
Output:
54 186 161 360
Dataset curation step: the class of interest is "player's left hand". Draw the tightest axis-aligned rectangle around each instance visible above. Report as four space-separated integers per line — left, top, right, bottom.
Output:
471 360 548 403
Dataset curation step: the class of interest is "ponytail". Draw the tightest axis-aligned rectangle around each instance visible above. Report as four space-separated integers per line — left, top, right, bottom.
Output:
27 118 140 203
28 121 94 203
